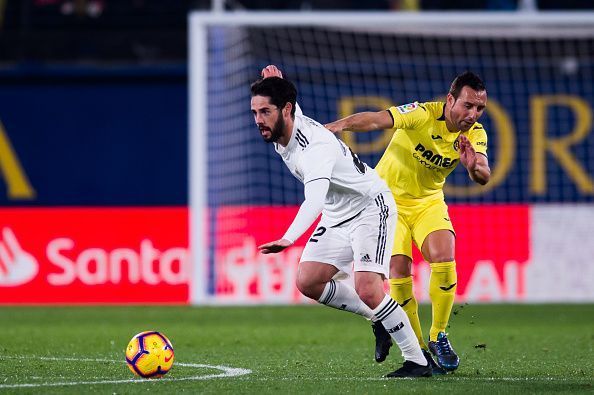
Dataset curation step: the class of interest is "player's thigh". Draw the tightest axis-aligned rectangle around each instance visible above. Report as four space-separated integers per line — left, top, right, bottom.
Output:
350 192 397 279
300 223 354 275
297 261 340 285
411 200 456 262
391 206 413 259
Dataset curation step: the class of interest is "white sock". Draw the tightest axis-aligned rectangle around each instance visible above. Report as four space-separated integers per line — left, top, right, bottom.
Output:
372 294 426 366
318 279 374 319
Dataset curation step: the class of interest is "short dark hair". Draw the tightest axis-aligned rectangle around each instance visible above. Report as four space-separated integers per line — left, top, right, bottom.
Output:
449 71 486 99
250 77 298 117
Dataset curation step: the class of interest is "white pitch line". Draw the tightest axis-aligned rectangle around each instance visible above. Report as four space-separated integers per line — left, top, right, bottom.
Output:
230 376 590 383
0 356 251 389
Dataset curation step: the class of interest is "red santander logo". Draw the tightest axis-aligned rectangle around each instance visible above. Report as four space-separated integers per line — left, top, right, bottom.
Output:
46 238 188 286
0 207 189 304
0 228 39 287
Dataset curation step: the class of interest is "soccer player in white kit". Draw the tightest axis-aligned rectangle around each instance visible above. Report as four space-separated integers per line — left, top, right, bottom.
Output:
250 67 431 378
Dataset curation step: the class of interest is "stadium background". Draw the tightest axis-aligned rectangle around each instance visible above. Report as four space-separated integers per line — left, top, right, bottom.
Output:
0 1 593 305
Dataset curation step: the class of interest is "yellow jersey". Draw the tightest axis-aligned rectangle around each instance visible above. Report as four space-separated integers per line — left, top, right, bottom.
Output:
375 101 488 203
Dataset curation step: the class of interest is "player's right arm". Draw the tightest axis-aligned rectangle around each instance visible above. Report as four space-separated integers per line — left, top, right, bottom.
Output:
259 140 335 254
324 110 393 133
258 178 329 254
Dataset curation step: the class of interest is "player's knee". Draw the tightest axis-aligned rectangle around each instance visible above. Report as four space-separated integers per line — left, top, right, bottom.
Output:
390 266 412 278
356 285 382 309
357 292 375 308
295 276 319 300
390 255 412 278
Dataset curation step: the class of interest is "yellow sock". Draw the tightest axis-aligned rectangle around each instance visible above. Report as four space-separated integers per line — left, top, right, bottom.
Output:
429 261 457 342
389 277 427 350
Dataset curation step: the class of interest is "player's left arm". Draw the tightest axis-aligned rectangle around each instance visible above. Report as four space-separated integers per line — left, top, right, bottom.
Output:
458 134 491 185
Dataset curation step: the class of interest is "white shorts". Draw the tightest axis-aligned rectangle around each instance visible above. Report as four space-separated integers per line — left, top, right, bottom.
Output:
300 191 396 279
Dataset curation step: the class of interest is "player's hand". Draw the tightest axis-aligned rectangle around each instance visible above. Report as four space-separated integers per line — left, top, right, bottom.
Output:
323 120 343 134
258 238 293 254
261 65 283 79
458 134 477 170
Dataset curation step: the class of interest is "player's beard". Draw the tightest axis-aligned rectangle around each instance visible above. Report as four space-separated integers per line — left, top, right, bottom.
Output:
263 114 285 143
449 108 472 132
458 117 474 131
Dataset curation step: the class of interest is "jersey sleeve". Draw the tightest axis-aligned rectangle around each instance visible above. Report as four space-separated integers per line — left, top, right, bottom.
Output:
300 141 336 184
387 101 430 130
468 124 488 156
281 178 329 243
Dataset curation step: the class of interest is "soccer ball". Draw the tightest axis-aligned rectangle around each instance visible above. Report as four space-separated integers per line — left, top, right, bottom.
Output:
125 331 175 378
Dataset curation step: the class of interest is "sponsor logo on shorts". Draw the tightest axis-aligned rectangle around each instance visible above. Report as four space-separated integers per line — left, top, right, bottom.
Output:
360 253 372 263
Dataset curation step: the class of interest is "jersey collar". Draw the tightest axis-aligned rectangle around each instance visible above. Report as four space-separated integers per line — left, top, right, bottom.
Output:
437 103 446 121
436 103 470 141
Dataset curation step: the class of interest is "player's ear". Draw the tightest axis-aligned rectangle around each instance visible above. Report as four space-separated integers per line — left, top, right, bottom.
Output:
446 93 455 108
283 102 292 117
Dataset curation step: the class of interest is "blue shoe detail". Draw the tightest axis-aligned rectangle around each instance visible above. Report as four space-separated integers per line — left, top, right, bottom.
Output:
428 332 459 371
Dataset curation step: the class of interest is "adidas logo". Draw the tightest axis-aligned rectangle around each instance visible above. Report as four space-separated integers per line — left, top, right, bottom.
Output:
360 253 372 263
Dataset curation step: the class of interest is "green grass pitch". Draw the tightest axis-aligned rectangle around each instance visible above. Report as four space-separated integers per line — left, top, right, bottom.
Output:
0 304 592 394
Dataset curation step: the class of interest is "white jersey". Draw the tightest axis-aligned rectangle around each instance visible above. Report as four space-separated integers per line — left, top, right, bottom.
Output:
274 114 390 226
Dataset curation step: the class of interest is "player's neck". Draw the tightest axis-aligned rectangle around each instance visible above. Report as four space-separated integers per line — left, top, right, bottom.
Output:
445 118 458 133
444 106 458 133
277 118 294 147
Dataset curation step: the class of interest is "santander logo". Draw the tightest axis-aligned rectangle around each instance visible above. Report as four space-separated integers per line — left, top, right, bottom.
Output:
0 228 39 287
46 238 188 286
0 227 189 287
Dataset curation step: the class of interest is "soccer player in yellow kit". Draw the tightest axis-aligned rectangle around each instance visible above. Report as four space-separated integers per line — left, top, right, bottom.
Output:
325 72 491 373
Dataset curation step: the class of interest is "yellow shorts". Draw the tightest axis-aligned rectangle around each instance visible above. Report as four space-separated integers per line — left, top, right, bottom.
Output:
392 198 455 258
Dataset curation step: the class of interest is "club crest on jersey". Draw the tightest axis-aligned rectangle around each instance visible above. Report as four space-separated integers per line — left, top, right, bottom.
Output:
453 138 460 152
396 102 418 114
